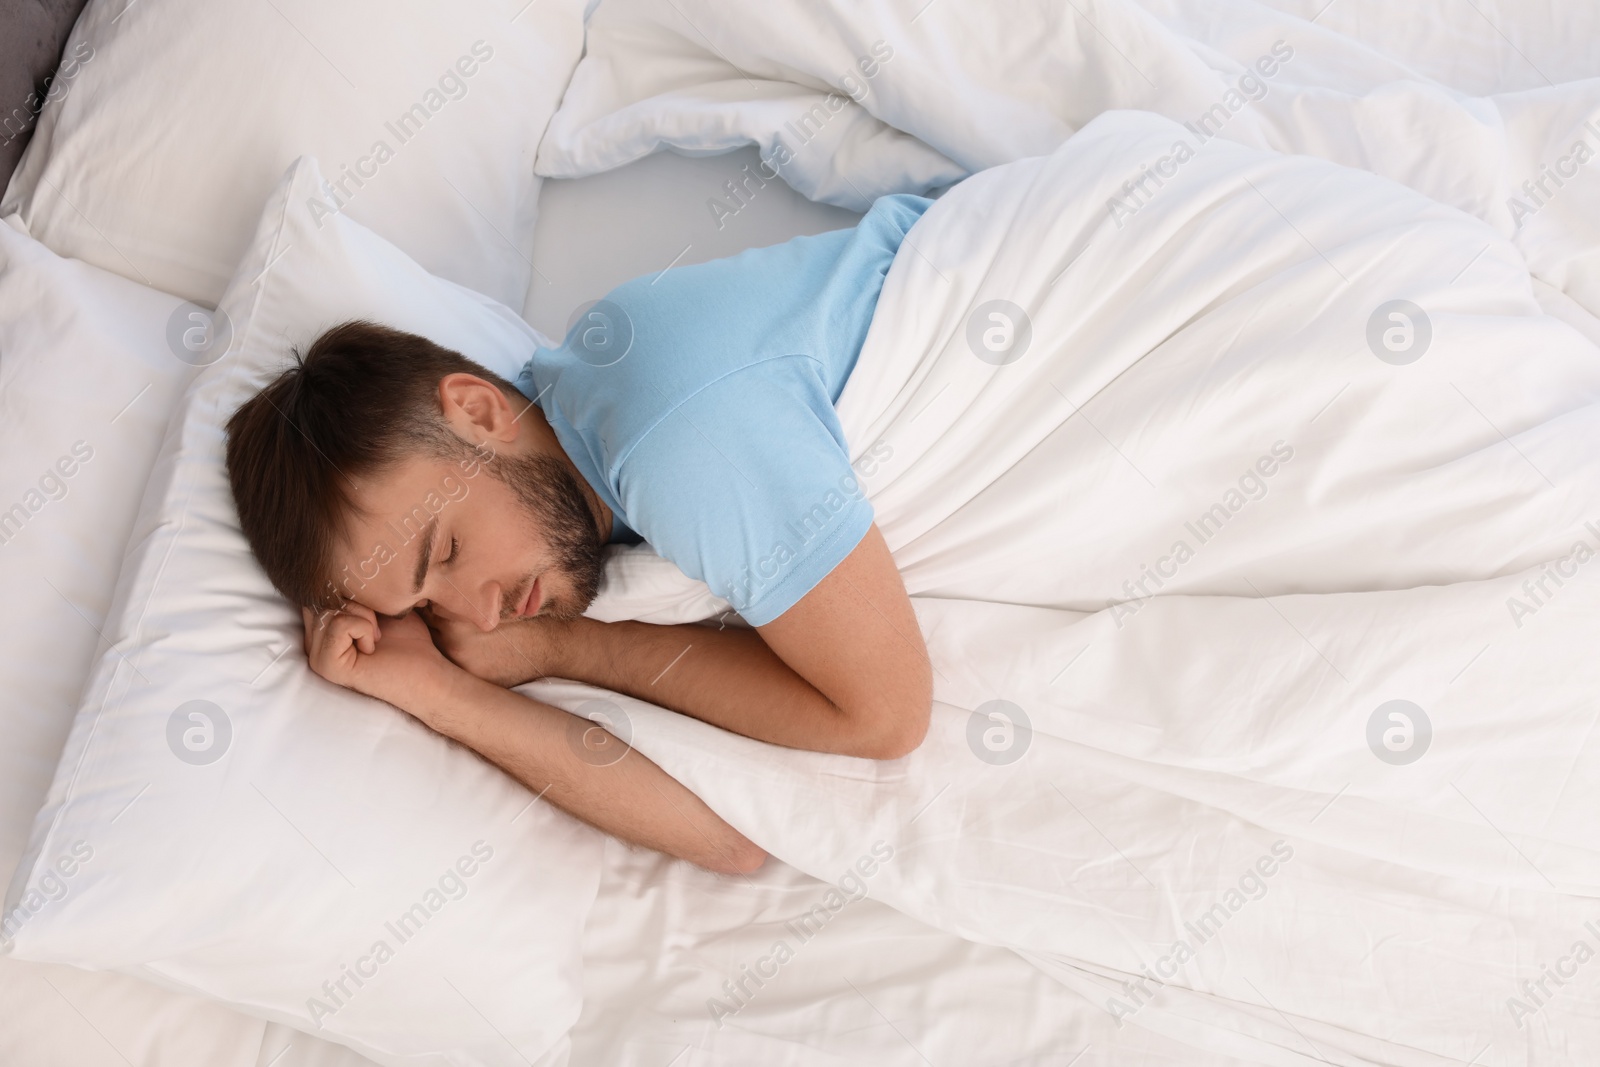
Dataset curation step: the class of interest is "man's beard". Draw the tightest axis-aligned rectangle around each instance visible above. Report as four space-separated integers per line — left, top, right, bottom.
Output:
489 450 605 621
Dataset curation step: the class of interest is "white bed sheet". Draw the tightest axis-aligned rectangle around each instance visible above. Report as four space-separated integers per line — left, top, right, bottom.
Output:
520 143 862 341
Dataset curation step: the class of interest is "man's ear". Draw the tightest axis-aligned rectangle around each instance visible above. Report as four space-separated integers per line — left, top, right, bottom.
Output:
437 373 520 445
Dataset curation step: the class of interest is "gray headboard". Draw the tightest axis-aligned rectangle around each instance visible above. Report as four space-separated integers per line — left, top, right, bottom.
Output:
1 0 93 188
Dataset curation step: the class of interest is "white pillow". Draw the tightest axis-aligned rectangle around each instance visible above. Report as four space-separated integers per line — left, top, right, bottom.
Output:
0 212 393 1067
2 158 608 1067
0 214 196 882
2 0 586 310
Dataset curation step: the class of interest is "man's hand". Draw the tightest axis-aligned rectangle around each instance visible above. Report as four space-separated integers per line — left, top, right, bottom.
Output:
423 611 568 688
301 604 451 714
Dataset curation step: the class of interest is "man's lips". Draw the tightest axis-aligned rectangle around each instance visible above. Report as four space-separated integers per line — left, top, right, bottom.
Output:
517 575 542 618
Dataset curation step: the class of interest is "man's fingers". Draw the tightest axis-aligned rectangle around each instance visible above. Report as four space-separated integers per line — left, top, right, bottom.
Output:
340 601 381 641
328 610 377 656
301 608 378 665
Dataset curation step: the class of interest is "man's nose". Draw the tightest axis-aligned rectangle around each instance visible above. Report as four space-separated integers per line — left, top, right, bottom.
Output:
467 583 502 633
434 580 499 632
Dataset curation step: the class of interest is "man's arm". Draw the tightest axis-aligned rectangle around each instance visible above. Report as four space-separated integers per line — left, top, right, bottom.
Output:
437 523 933 759
303 606 766 875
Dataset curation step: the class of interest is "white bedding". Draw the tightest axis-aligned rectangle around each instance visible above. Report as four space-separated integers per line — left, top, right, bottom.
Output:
521 144 862 341
561 838 1274 1066
2 0 587 310
7 0 1600 1064
539 0 1600 315
526 107 1600 1064
0 212 299 1067
255 837 1257 1067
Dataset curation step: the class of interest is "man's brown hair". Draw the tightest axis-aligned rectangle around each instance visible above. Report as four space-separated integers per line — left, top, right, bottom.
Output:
224 320 521 612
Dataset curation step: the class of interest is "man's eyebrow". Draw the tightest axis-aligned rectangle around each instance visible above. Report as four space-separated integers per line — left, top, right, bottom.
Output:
411 515 439 595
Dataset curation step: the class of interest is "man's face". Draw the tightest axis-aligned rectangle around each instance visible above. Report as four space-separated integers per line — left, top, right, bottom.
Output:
329 444 605 629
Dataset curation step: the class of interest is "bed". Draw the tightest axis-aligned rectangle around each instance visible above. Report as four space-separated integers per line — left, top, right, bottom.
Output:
2 1 1598 1065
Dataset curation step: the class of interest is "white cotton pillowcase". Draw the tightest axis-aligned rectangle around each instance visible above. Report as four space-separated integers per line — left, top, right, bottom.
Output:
0 214 199 887
0 212 297 1067
1 158 607 1067
1 0 587 310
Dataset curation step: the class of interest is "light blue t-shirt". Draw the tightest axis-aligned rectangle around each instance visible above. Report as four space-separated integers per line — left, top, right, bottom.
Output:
513 193 931 626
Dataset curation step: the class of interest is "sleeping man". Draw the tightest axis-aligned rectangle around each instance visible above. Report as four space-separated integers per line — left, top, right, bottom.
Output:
224 194 936 877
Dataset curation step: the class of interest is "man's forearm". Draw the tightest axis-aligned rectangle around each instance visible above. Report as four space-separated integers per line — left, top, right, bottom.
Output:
408 664 765 875
543 617 866 755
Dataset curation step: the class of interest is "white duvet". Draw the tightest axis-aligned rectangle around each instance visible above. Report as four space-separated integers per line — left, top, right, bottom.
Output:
539 0 1600 320
529 4 1600 1062
535 100 1600 1067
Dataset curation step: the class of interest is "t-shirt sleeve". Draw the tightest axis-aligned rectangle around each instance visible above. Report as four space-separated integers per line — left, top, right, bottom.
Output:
609 355 875 626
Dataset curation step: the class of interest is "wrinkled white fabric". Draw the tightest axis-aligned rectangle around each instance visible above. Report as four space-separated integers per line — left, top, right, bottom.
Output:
558 111 1600 1065
538 0 1600 316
